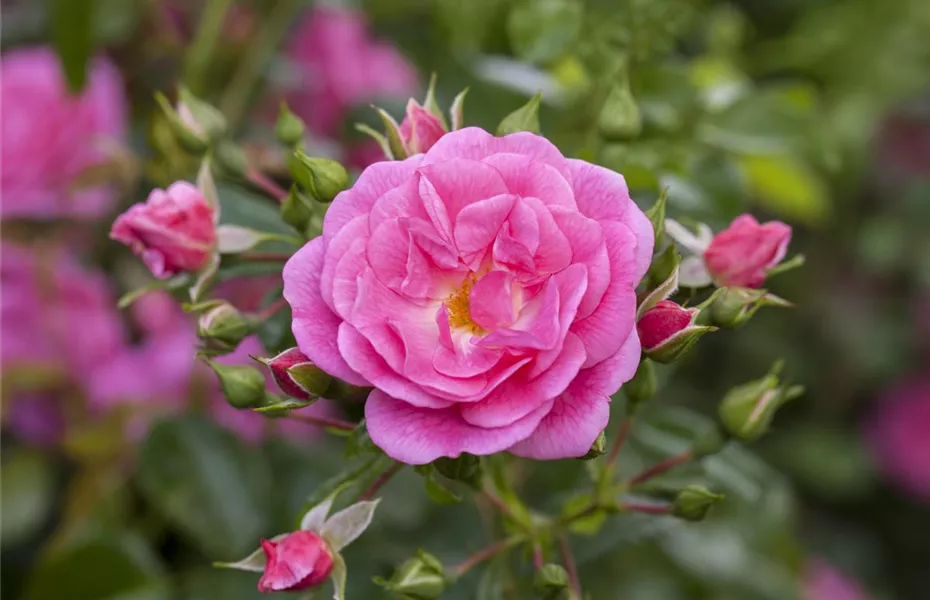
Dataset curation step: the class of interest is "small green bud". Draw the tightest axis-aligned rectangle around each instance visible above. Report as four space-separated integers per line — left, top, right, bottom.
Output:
155 92 210 154
534 563 570 597
672 485 724 521
624 359 656 415
197 303 254 352
280 184 314 234
206 361 267 409
177 86 227 141
718 362 803 442
497 92 542 136
275 103 306 147
289 151 349 203
374 550 447 600
434 453 481 485
707 287 792 329
579 431 607 459
598 80 642 140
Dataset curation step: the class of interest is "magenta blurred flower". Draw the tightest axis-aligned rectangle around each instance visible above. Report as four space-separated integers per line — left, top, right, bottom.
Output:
286 5 417 137
283 127 654 464
704 214 792 288
110 181 217 279
1 47 125 220
399 99 447 155
258 531 334 592
5 395 67 447
803 560 869 600
868 376 930 501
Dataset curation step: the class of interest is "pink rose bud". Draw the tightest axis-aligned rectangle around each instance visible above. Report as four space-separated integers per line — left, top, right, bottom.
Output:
262 347 332 401
636 301 714 363
703 215 792 288
110 181 216 279
258 531 334 593
399 99 446 154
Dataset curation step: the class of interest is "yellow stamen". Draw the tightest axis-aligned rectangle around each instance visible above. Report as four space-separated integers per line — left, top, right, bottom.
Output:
446 274 484 335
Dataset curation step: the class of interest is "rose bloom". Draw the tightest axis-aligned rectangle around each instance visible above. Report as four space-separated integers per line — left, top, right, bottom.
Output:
1 47 125 220
286 5 417 137
284 127 653 464
803 560 869 600
704 214 791 288
258 531 334 592
867 376 930 501
110 181 216 279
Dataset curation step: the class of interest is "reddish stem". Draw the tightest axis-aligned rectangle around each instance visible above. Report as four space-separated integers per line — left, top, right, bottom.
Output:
482 488 514 518
360 462 403 501
452 538 517 576
618 501 672 515
532 543 544 570
246 167 288 202
255 297 287 321
605 417 633 470
628 449 694 487
559 535 582 598
239 251 292 262
285 413 357 431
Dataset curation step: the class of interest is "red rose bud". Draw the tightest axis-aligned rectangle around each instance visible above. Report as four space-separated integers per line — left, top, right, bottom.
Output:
110 181 216 279
399 99 447 154
636 301 715 363
262 347 332 401
704 214 792 288
258 531 334 593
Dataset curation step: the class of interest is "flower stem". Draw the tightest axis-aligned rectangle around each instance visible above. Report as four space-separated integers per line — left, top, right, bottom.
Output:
451 536 523 576
605 417 633 472
284 413 357 431
184 0 234 92
628 449 694 487
255 297 287 321
558 534 582 598
246 167 288 202
239 251 292 262
618 501 672 515
532 543 544 570
360 462 404 501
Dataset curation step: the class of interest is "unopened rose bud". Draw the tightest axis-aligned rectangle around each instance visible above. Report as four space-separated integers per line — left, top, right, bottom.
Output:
259 347 332 401
258 530 334 592
434 453 481 485
704 214 792 288
400 99 447 154
280 185 314 234
375 550 447 600
289 151 349 203
155 92 210 154
672 485 724 521
206 361 267 409
718 362 803 442
275 103 306 148
110 181 216 279
197 303 253 352
624 359 656 415
707 287 791 329
580 431 607 460
534 563 570 596
636 300 716 363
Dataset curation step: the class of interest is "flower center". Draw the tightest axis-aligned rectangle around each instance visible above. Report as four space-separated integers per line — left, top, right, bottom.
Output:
446 274 484 335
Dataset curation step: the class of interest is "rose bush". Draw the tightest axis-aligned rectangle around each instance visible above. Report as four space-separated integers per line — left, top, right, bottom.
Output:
284 127 653 463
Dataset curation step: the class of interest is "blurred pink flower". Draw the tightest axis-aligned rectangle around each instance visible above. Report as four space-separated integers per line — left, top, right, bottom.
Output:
868 376 930 501
5 394 67 447
803 560 869 600
283 127 654 464
110 181 217 279
1 47 125 220
286 5 417 137
704 214 792 288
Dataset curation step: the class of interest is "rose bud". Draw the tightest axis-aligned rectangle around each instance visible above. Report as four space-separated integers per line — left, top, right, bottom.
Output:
275 103 306 147
636 300 715 364
259 347 332 401
703 214 792 288
718 361 804 442
110 181 216 279
671 485 724 522
374 550 447 600
197 303 254 353
206 360 268 409
706 287 792 329
288 151 349 203
399 99 447 154
258 531 334 593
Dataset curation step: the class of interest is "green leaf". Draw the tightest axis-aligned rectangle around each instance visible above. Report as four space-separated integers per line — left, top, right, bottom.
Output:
22 533 169 600
117 277 188 309
645 188 668 244
331 553 348 600
253 397 314 415
180 567 266 600
137 417 270 559
50 0 94 93
217 183 295 245
424 475 462 505
507 0 584 64
497 92 543 136
1 449 55 547
738 154 831 226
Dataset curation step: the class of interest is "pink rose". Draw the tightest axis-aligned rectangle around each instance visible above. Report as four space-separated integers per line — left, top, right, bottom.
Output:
110 181 217 279
803 560 869 600
704 214 792 288
286 6 417 136
867 376 930 501
258 531 334 592
399 100 447 155
1 47 125 220
283 127 654 464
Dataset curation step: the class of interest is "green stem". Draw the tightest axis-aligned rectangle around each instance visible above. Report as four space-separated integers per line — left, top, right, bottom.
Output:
558 534 582 598
184 0 234 93
220 0 304 127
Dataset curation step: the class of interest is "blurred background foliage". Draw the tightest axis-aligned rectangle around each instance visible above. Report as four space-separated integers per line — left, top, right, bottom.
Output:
2 0 929 599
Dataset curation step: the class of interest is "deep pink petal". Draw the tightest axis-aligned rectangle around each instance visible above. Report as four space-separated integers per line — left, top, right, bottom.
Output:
482 153 576 209
523 197 572 275
320 214 369 311
365 388 554 464
418 159 510 225
454 194 517 265
283 238 368 386
469 270 517 331
330 238 369 320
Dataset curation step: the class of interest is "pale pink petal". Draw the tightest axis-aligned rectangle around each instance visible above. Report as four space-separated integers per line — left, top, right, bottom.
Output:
480 274 561 350
483 153 576 209
454 194 517 260
550 207 609 318
418 159 509 224
432 339 504 378
283 238 368 386
330 238 369 320
320 214 369 311
365 389 554 464
469 270 517 331
523 197 573 276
